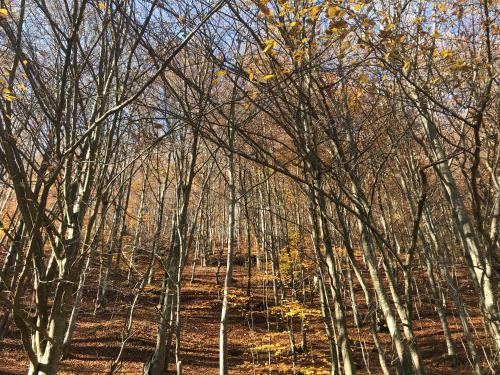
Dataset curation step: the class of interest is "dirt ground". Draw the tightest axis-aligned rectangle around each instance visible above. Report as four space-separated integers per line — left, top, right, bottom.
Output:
0 260 496 375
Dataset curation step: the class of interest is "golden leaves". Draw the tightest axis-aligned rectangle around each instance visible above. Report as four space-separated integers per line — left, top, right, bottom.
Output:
327 5 345 19
3 88 15 102
245 68 254 81
270 299 321 320
293 49 305 64
414 16 425 24
309 5 321 21
259 74 274 81
279 67 291 75
440 49 452 58
278 1 291 17
326 18 348 35
327 6 336 18
437 2 447 13
212 69 229 85
402 60 411 74
353 3 364 11
262 39 277 53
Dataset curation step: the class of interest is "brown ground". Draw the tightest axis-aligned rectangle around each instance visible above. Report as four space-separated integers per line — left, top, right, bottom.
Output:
0 260 496 375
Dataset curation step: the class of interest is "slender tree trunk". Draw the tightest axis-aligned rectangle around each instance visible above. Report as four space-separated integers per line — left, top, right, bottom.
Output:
219 147 236 375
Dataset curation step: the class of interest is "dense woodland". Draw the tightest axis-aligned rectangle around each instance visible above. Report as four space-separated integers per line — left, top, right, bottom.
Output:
0 0 498 374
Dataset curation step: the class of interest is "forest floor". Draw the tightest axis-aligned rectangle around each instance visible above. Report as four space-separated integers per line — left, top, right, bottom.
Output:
0 258 495 375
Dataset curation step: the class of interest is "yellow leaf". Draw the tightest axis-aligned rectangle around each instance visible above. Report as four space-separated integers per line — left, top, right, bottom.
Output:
437 3 446 13
216 70 227 76
0 8 8 16
245 68 254 81
262 39 277 53
414 16 425 24
22 59 28 65
353 3 363 11
327 6 337 18
98 1 106 10
16 83 27 91
359 74 368 83
440 49 452 58
402 60 411 74
260 74 274 81
293 49 305 63
309 6 320 20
